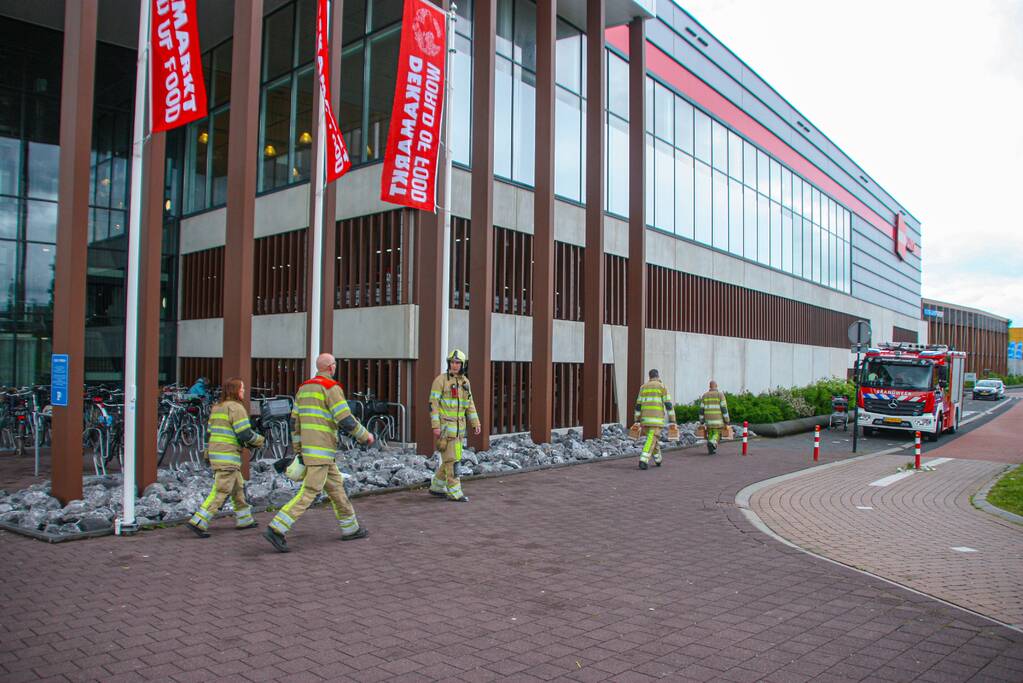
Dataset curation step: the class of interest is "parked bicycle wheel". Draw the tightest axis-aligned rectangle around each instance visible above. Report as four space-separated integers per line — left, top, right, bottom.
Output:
366 415 390 448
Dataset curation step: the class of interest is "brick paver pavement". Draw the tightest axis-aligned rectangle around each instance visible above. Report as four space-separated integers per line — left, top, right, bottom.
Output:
751 454 1023 629
2 434 1023 682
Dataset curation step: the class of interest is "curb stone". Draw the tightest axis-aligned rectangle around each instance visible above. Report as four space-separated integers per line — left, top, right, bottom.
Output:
972 465 1023 527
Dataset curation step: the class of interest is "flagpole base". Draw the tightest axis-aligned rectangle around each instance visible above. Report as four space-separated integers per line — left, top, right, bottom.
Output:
114 518 140 536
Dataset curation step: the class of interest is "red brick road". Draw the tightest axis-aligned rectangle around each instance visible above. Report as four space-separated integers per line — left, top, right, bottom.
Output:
927 397 1023 464
2 436 1022 682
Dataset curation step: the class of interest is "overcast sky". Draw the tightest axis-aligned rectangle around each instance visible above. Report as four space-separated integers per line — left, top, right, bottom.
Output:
676 0 1023 326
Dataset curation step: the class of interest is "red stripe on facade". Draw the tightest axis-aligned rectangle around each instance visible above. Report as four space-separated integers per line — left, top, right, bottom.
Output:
606 26 919 257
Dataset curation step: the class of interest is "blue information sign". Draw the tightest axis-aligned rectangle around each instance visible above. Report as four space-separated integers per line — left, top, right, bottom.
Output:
51 354 69 407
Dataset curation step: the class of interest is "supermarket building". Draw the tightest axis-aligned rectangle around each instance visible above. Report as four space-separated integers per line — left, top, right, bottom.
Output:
0 0 924 494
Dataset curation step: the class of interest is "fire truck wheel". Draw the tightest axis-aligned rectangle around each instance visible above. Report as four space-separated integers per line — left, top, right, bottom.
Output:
926 415 942 442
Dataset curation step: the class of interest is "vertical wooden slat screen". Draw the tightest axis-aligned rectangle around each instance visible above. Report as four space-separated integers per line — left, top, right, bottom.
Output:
253 229 308 315
335 210 410 309
488 227 534 315
179 358 223 388
180 247 224 320
603 254 627 325
489 361 531 434
924 303 1008 376
551 362 619 428
335 359 407 405
553 242 583 321
602 363 618 424
250 358 306 397
643 263 860 349
448 217 471 309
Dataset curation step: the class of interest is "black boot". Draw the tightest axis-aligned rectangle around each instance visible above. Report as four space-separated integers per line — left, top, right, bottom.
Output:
187 523 210 539
263 528 289 553
341 526 370 541
236 522 259 530
447 495 470 503
638 460 648 470
429 489 447 497
654 459 662 467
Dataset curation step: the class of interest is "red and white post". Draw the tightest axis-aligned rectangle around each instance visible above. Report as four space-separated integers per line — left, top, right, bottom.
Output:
742 421 748 456
813 425 820 462
914 431 921 469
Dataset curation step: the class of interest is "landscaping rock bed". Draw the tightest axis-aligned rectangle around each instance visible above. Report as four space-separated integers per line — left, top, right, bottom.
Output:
0 423 700 542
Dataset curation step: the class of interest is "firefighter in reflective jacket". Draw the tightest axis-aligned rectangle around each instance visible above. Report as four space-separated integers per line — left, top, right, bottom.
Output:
428 349 480 502
699 380 730 454
188 378 264 537
634 369 676 470
264 353 374 553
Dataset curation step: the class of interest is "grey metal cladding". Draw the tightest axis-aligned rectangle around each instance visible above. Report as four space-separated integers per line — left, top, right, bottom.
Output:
851 280 920 318
852 248 921 295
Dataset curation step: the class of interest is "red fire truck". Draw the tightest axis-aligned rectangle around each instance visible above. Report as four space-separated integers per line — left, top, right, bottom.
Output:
856 342 966 441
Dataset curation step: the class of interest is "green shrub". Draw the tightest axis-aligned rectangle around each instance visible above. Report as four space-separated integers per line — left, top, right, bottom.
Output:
674 378 856 425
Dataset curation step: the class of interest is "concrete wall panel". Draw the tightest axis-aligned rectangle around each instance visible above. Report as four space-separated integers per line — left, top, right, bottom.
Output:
253 313 305 358
177 318 223 357
334 305 417 359
254 185 308 239
179 208 226 254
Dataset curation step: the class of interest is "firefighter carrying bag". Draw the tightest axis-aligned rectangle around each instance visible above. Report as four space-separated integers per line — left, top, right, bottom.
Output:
695 424 707 438
628 423 642 440
285 454 306 481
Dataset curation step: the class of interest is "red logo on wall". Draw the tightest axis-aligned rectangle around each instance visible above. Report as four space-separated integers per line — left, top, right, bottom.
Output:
894 213 917 260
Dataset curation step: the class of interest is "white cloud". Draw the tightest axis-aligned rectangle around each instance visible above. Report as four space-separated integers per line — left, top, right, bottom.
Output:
674 0 1023 325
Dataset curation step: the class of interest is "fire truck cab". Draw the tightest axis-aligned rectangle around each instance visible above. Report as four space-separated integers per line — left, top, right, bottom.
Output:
856 342 966 441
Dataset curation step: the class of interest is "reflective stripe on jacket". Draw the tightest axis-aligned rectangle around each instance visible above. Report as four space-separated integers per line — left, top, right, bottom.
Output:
291 372 369 463
429 373 480 438
633 380 675 427
699 390 730 428
206 400 264 470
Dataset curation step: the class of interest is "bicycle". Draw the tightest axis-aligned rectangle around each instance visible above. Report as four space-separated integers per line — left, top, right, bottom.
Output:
156 393 204 469
350 389 405 447
81 386 124 475
251 395 293 462
1 387 34 456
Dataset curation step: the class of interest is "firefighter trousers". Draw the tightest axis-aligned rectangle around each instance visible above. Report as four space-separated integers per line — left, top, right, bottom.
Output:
430 437 465 500
638 428 662 464
189 469 254 530
268 463 360 537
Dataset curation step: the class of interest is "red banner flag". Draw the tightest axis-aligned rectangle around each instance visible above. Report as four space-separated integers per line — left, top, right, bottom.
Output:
150 0 208 133
380 0 447 211
317 0 351 182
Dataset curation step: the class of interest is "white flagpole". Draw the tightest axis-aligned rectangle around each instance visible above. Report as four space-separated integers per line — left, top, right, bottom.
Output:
309 102 325 369
439 2 456 368
308 2 328 371
118 0 151 536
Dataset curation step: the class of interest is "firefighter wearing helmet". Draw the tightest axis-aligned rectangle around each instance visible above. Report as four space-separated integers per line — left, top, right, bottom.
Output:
428 349 481 502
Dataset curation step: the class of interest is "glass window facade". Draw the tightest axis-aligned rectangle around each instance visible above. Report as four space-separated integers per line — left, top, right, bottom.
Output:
644 75 851 293
0 18 178 386
173 0 854 297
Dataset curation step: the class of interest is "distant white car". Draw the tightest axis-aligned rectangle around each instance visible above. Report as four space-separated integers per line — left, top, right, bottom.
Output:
972 379 1005 400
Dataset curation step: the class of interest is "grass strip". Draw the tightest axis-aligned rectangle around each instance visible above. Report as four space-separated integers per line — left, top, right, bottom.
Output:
988 464 1023 518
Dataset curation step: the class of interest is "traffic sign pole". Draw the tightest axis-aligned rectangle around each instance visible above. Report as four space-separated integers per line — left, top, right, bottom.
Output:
847 320 871 454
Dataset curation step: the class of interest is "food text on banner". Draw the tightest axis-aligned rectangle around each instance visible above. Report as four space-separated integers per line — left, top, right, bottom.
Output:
150 0 208 133
379 0 447 212
317 0 351 182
